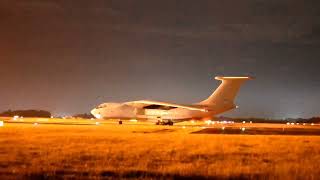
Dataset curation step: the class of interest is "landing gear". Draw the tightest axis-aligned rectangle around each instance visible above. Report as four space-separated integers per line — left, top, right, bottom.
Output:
118 120 123 125
156 120 174 126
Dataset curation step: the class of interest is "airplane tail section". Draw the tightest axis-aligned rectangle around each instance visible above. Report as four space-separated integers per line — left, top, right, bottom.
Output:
198 76 252 106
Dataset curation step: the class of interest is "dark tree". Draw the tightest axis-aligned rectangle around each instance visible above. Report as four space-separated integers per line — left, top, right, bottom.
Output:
0 110 51 118
73 113 95 119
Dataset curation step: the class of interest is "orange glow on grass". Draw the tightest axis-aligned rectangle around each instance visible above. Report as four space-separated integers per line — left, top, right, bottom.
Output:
205 120 212 125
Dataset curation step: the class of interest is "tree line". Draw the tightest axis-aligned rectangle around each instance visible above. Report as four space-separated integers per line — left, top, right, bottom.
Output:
0 110 94 119
0 110 51 118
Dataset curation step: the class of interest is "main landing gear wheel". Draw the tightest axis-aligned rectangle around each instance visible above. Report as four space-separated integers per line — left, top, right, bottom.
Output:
118 120 123 125
155 120 174 126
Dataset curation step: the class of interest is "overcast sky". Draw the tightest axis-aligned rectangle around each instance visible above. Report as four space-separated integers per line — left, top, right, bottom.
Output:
1 0 320 118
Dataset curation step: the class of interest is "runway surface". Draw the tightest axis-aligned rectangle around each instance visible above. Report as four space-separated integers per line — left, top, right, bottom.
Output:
1 117 319 136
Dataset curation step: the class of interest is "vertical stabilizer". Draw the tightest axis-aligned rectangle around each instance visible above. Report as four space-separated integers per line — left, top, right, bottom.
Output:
199 76 252 106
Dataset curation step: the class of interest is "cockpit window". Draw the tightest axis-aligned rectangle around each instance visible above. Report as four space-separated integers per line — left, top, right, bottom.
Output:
97 104 107 109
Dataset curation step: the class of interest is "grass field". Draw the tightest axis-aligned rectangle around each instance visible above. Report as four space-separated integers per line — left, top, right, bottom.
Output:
0 118 320 179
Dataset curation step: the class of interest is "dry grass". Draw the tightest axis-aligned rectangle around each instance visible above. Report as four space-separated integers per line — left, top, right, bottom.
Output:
0 119 320 179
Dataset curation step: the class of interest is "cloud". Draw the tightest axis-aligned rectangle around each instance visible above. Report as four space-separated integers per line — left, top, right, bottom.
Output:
99 0 320 44
1 0 319 45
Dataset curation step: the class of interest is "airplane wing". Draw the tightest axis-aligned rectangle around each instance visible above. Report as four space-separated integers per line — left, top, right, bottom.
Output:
126 100 208 112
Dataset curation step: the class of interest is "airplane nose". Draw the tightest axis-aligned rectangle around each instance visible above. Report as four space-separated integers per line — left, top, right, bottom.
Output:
91 109 101 119
90 109 96 115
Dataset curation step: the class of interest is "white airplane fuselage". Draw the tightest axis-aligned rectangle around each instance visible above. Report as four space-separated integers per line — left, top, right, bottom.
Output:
91 103 234 121
91 76 252 123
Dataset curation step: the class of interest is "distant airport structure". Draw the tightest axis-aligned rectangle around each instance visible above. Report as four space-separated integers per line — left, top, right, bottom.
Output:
91 76 252 125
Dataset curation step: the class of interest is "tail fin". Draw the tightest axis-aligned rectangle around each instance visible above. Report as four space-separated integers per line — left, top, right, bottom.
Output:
199 76 252 106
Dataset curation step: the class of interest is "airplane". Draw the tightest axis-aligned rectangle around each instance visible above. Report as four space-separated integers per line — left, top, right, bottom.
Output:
91 76 252 125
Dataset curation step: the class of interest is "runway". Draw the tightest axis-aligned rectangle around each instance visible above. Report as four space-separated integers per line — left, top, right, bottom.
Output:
1 117 319 136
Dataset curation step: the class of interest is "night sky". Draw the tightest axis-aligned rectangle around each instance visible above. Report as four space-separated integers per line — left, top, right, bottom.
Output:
1 0 320 118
